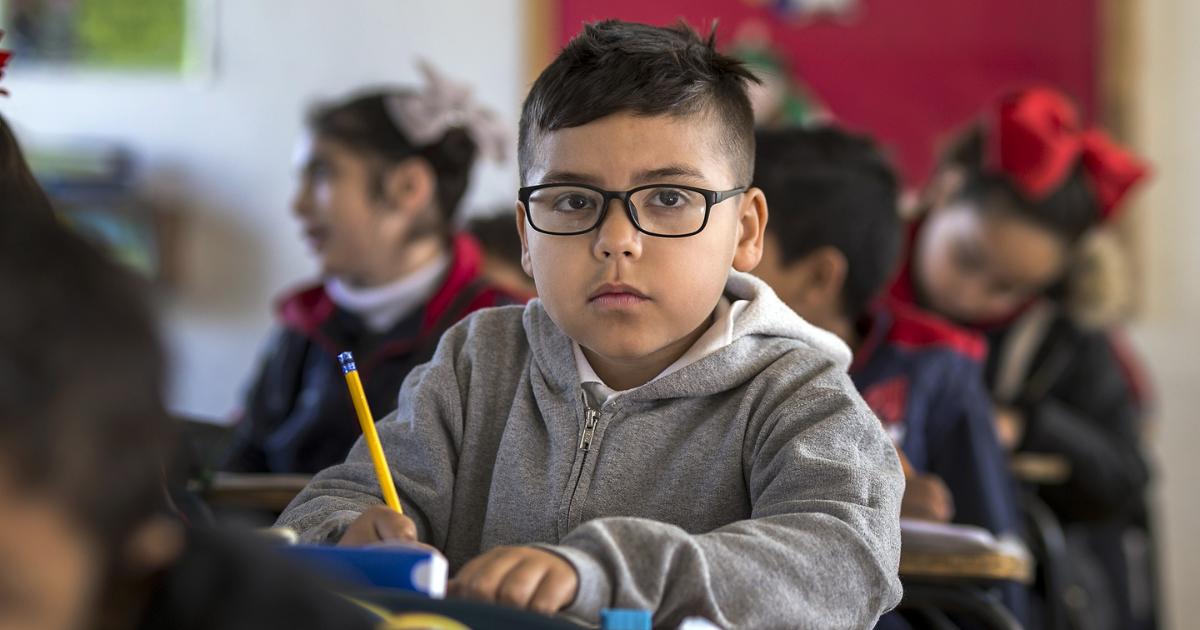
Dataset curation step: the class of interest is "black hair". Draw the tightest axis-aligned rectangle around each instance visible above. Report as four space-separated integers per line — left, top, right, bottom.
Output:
0 212 171 554
519 20 760 186
466 210 523 268
941 125 1099 244
753 127 902 320
308 92 478 239
0 114 55 220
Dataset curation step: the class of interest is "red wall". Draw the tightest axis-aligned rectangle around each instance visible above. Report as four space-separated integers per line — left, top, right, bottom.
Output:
554 0 1098 184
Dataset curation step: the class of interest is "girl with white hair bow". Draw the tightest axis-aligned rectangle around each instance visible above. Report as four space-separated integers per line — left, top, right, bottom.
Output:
221 61 526 476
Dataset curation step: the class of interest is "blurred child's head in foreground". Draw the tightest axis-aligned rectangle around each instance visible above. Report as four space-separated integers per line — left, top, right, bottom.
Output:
752 126 901 341
294 64 505 287
913 86 1149 325
0 113 54 220
513 20 769 389
0 211 181 630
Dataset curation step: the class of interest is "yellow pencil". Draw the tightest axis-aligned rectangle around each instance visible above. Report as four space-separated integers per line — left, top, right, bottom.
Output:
338 352 403 513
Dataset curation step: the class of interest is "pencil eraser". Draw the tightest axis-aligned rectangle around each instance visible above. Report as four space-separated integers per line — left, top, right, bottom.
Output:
338 352 356 374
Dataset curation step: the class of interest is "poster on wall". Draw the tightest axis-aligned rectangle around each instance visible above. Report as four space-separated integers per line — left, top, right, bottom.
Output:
538 0 1099 184
0 0 216 78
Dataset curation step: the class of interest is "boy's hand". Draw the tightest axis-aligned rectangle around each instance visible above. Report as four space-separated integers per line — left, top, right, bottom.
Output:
994 406 1026 452
449 546 578 616
339 505 419 546
900 473 955 522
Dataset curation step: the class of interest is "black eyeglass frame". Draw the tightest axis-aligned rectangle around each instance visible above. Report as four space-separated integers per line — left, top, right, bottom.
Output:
517 183 747 238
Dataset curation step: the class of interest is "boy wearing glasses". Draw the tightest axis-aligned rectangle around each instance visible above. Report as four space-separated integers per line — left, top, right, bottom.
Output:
279 20 903 629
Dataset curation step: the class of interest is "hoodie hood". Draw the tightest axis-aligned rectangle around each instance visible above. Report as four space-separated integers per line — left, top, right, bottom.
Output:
725 270 853 363
523 269 853 402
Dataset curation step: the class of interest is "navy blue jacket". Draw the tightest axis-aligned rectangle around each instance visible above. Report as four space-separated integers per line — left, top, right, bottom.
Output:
852 298 1019 537
856 298 1028 626
220 234 525 474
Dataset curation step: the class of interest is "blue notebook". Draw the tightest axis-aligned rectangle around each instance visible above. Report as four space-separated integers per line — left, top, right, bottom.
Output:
284 544 449 598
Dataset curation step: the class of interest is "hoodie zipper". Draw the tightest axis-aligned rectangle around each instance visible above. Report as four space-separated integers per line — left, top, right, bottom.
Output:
565 391 601 529
579 400 600 451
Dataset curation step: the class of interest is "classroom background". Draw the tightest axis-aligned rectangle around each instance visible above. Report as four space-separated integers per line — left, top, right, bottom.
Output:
1 0 1196 626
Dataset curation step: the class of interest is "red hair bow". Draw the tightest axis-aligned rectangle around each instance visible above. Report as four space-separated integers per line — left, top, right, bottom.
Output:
985 86 1150 222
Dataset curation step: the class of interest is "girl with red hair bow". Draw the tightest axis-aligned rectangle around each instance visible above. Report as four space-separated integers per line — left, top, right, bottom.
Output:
891 86 1157 630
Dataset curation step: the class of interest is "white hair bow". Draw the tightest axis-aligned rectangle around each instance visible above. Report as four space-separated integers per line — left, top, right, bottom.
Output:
384 60 509 163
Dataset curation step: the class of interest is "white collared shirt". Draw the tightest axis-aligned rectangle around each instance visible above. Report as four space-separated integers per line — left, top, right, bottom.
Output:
572 295 749 406
325 253 451 333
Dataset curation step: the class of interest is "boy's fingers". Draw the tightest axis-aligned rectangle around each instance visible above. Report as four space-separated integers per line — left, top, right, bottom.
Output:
339 506 416 546
449 551 491 595
529 564 578 616
916 474 953 521
935 479 955 520
455 548 525 602
451 547 577 613
495 559 545 608
373 509 418 542
339 508 385 546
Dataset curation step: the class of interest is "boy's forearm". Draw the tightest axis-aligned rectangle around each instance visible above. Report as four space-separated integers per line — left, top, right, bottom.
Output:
547 512 902 630
275 462 390 543
276 335 467 546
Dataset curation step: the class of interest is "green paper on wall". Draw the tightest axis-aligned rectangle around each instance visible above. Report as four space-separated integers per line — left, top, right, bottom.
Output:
3 0 187 70
76 0 186 68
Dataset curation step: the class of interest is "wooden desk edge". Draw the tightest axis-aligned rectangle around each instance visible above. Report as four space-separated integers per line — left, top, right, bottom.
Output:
206 473 313 512
899 548 1034 585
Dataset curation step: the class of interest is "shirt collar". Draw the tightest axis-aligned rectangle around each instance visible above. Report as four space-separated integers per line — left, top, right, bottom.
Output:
572 295 747 406
325 253 451 333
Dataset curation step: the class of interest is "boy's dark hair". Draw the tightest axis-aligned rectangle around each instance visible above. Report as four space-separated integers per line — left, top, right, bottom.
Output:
466 210 523 268
309 92 478 239
753 127 902 321
942 125 1098 244
0 211 170 554
519 20 760 186
0 114 55 220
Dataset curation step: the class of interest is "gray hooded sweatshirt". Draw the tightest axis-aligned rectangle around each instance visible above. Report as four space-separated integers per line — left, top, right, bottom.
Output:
278 271 904 629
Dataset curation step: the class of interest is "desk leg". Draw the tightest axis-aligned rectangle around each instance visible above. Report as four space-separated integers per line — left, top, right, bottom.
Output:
899 583 1024 630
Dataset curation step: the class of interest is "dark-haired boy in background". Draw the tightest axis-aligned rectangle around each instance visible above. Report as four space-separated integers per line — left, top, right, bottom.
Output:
752 126 1026 624
466 210 538 297
280 21 903 629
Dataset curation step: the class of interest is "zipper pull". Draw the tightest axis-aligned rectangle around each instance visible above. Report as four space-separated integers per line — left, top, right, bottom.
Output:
579 395 601 452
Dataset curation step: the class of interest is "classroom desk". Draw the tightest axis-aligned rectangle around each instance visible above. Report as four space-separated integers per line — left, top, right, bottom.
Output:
900 546 1034 584
206 472 312 512
1010 453 1071 485
211 474 1036 628
897 539 1033 630
347 553 1031 630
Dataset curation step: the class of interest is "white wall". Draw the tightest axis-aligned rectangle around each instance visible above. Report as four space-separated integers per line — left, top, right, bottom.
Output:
1 0 525 419
1131 0 1200 627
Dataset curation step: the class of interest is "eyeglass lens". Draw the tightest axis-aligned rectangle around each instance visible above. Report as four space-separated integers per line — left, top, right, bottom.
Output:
526 186 708 236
